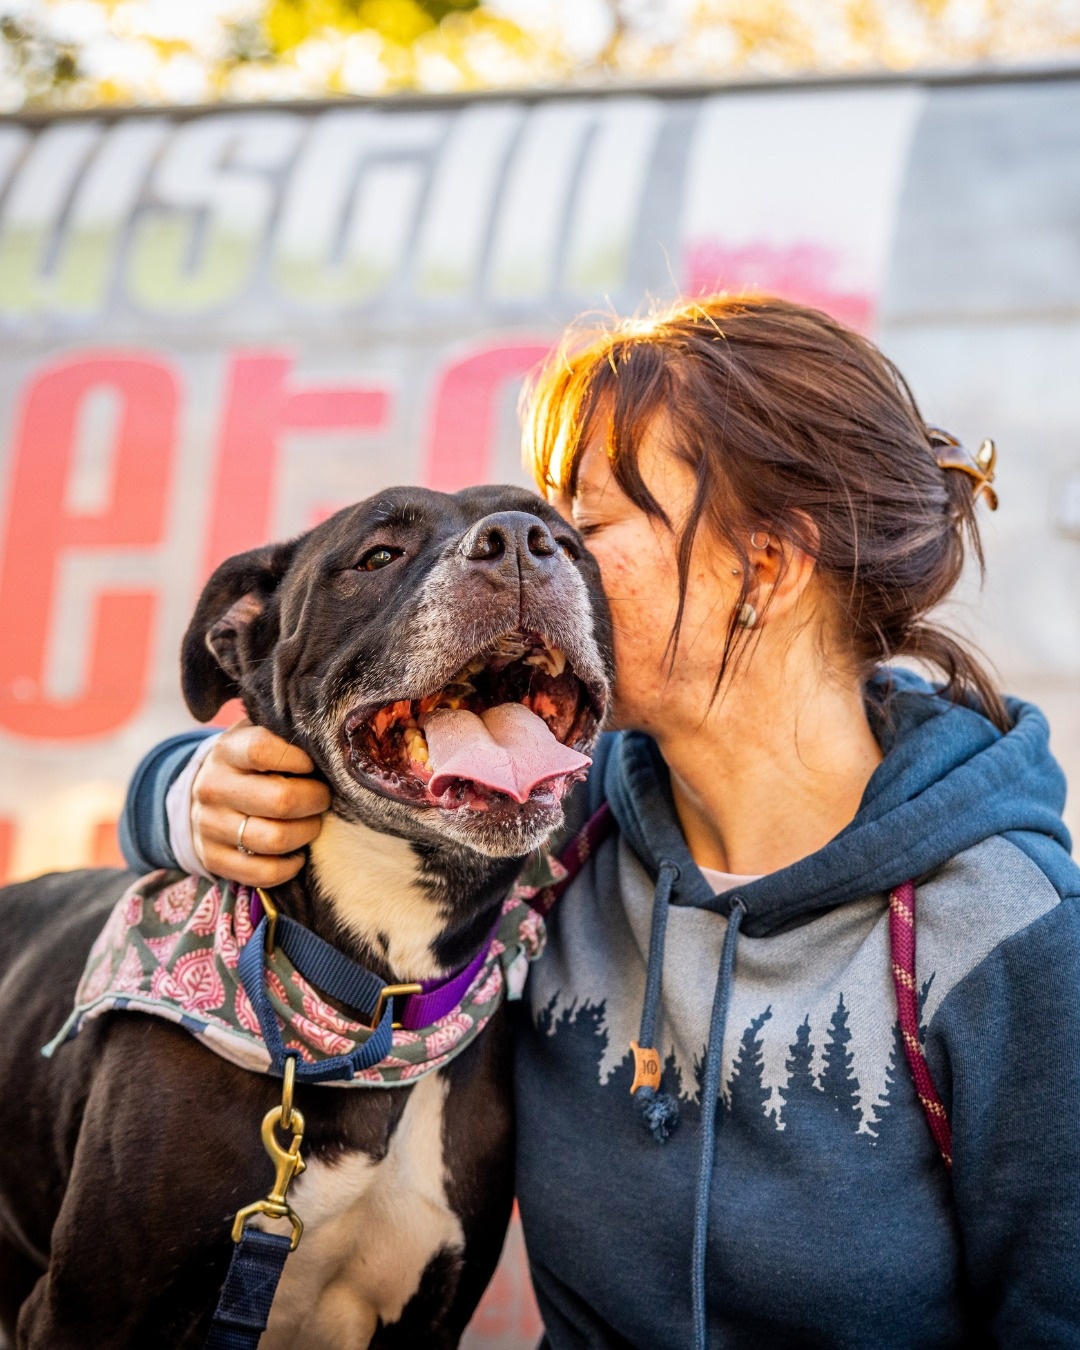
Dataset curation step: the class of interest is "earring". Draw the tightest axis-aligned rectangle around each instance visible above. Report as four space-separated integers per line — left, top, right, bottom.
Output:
737 603 757 629
750 531 771 549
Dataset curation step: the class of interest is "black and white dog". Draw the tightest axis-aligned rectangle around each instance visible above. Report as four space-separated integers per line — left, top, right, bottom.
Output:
0 485 612 1349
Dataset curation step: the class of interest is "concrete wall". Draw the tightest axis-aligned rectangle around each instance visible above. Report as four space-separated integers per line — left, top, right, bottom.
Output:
879 75 1080 836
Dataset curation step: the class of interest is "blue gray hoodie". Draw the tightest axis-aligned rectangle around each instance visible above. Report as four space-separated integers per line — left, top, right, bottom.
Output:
122 672 1080 1347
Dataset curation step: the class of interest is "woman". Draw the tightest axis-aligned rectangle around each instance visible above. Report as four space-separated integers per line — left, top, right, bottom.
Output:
122 296 1080 1346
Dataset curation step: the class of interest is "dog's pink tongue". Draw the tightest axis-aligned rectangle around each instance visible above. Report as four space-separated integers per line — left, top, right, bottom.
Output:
425 703 590 804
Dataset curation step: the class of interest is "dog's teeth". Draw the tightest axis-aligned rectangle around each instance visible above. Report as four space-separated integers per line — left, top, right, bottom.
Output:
404 727 429 764
524 647 567 677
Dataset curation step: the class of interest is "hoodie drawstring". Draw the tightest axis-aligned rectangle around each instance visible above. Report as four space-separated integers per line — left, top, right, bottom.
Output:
631 859 681 1142
632 863 748 1349
691 896 746 1350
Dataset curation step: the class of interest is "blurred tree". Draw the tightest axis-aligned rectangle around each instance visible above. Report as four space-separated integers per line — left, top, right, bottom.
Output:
0 10 79 106
3 0 1080 112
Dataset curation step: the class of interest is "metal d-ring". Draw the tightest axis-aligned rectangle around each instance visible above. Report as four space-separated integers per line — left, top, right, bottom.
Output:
370 982 423 1029
280 1052 296 1131
256 886 279 955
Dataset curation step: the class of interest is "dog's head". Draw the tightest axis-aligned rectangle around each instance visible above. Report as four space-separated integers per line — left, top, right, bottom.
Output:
182 485 612 858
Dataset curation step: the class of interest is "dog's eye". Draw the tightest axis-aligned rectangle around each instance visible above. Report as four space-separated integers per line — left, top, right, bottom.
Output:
556 537 578 560
359 547 403 571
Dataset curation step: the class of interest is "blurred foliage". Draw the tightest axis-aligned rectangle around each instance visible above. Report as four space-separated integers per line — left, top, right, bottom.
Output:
265 0 481 51
3 0 1080 111
1 9 80 102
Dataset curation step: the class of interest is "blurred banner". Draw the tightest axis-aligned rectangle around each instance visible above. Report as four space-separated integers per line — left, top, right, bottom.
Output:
2 69 1079 1346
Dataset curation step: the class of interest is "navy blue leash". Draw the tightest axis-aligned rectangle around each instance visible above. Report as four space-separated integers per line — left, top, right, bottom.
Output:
205 1228 293 1350
207 900 399 1348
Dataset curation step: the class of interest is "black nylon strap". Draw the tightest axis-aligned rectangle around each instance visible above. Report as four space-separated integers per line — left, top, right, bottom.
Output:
205 1228 292 1350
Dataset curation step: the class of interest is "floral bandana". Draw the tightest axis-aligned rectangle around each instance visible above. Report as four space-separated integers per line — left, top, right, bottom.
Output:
43 858 558 1087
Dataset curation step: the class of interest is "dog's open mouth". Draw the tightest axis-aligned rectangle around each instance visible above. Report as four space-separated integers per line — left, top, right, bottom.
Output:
342 631 601 812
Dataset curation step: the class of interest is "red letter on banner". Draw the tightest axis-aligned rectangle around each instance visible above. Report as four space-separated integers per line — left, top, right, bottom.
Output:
0 354 177 740
423 340 551 493
203 354 389 576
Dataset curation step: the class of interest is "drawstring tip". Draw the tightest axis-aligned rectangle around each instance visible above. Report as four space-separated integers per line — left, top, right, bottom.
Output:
634 1085 680 1143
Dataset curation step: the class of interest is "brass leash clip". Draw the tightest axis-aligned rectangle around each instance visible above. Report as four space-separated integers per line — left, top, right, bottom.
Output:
231 1055 306 1251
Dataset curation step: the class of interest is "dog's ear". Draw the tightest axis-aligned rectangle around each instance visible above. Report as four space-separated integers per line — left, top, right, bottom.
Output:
181 541 297 722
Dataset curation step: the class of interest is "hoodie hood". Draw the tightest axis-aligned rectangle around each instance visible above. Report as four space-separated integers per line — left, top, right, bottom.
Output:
605 669 1071 940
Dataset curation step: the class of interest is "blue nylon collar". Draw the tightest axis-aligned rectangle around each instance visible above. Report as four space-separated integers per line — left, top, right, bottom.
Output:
236 916 394 1083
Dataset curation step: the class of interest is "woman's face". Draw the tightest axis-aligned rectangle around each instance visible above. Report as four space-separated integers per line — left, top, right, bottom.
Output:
550 422 742 736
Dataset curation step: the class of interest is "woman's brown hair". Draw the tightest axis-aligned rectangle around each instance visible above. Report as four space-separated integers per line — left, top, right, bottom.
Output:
522 293 1008 730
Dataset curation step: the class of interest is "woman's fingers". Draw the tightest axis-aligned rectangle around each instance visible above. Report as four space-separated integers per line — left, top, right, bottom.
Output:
196 757 332 822
189 718 332 886
199 807 324 859
217 721 319 779
195 721 332 822
199 838 308 888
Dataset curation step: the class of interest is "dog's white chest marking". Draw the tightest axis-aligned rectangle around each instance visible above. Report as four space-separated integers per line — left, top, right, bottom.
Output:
310 813 446 981
258 1072 463 1350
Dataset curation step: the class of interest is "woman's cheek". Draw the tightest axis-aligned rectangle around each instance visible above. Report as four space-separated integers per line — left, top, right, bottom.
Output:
588 525 682 708
591 530 672 606
597 576 678 713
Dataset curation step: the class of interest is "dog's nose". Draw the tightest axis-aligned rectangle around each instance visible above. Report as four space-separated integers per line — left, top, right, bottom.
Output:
460 511 560 579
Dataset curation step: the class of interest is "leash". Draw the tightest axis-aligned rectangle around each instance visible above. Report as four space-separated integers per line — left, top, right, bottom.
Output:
889 879 953 1168
533 801 615 918
206 1054 304 1349
206 882 392 1348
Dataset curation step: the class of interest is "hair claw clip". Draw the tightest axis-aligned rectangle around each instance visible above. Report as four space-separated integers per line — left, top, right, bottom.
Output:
928 429 998 512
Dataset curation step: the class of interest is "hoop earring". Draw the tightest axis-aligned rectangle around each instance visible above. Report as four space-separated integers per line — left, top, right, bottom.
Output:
737 603 757 629
750 531 771 550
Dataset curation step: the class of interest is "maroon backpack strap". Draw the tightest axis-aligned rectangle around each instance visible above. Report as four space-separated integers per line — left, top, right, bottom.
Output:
533 802 616 918
889 879 954 1169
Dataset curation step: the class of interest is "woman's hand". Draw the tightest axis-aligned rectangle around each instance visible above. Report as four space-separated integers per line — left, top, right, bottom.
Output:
191 719 331 887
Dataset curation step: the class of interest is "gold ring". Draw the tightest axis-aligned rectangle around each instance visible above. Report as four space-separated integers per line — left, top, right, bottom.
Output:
237 815 254 855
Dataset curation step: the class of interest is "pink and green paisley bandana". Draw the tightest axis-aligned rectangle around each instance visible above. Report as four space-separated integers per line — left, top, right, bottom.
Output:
44 857 558 1086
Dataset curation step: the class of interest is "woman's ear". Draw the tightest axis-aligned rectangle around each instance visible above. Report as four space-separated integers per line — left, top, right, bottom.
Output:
181 541 297 722
746 514 820 625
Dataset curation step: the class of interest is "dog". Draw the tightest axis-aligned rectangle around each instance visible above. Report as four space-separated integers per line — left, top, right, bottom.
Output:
0 484 612 1349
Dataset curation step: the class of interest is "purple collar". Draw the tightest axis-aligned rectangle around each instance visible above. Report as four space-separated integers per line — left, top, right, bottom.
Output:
399 924 498 1029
